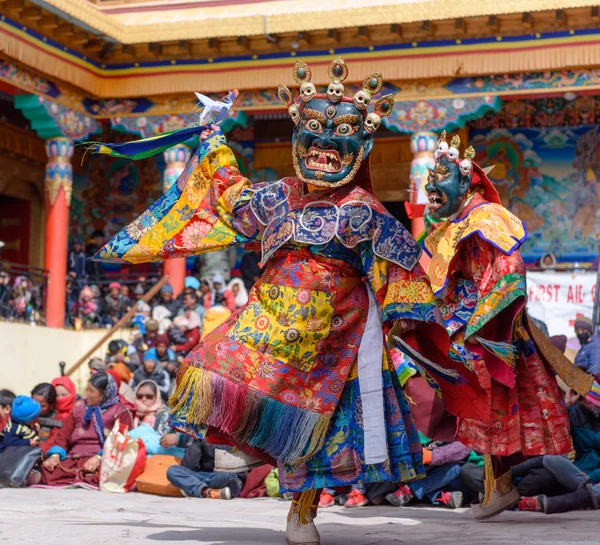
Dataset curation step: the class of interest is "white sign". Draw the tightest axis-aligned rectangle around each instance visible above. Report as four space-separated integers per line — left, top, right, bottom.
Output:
526 271 597 337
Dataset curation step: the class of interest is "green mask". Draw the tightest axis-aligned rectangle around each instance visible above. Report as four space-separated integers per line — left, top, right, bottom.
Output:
424 155 472 219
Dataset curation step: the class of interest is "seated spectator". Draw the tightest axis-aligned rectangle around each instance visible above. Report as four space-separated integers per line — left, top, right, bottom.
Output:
166 439 245 499
133 380 186 450
184 276 201 292
41 372 133 488
538 455 600 513
152 306 174 335
461 455 562 505
383 440 469 509
89 284 102 310
106 369 137 414
75 286 99 328
0 395 40 453
199 279 211 300
131 353 171 403
568 386 600 484
120 284 133 309
103 282 127 326
51 377 77 422
171 313 201 356
0 389 16 430
157 283 181 316
106 339 137 380
31 383 62 445
133 319 160 354
204 275 236 312
227 278 249 309
320 485 367 508
574 316 600 375
88 356 109 373
539 253 557 270
178 289 206 325
132 284 151 330
145 335 178 378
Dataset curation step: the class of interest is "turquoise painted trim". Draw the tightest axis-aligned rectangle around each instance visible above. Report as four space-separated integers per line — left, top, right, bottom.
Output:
15 94 63 139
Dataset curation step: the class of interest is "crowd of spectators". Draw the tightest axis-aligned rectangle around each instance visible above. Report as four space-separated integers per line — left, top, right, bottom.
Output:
0 315 599 515
0 231 261 329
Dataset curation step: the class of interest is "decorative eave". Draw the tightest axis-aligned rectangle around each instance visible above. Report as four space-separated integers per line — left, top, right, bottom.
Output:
3 10 600 99
34 0 600 43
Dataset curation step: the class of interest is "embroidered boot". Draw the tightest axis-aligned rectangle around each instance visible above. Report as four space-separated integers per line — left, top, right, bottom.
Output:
286 490 321 545
543 485 599 514
472 457 520 521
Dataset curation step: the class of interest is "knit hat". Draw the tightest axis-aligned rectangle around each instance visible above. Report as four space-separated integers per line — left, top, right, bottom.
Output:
108 281 122 290
574 316 594 334
11 395 41 423
185 276 201 290
549 335 568 354
145 319 159 332
156 334 170 346
134 283 144 296
144 352 158 363
161 283 174 294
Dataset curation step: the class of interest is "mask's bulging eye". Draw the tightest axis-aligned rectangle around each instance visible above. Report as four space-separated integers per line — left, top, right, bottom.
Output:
335 123 355 136
306 119 323 133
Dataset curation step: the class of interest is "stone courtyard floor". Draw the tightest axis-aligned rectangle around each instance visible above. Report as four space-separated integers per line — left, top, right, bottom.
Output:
1 488 599 545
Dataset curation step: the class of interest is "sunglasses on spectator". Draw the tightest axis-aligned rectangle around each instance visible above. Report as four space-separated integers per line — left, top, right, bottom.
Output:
136 393 155 400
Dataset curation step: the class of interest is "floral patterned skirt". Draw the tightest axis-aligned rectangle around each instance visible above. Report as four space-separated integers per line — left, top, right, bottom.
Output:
170 249 424 488
279 359 424 492
456 323 572 456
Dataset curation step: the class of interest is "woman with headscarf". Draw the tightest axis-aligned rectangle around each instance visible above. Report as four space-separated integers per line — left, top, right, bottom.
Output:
40 372 133 487
39 377 78 454
203 274 236 312
226 278 249 309
133 380 188 450
51 377 77 419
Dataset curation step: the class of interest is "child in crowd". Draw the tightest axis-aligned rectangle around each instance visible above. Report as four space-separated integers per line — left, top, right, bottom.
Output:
0 389 16 430
31 383 62 445
0 395 41 453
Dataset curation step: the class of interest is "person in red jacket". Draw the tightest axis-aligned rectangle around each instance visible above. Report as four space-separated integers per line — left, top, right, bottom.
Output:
171 313 201 356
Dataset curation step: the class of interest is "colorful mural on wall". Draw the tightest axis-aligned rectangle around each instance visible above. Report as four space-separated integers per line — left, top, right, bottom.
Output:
70 131 162 242
471 125 600 263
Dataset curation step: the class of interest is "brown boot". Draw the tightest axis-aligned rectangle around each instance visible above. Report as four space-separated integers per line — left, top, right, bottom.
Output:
472 466 520 521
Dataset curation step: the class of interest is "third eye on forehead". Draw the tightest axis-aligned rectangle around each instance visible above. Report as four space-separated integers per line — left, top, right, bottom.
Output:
302 109 361 127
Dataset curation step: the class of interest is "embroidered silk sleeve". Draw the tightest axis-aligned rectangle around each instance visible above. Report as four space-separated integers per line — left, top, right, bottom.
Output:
95 132 261 264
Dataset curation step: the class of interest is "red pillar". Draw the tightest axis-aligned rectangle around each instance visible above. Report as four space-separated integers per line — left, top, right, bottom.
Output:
162 144 192 296
44 137 73 328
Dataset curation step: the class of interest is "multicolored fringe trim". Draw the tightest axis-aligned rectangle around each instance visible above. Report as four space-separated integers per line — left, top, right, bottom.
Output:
170 365 330 465
391 349 418 387
475 336 517 369
586 379 600 410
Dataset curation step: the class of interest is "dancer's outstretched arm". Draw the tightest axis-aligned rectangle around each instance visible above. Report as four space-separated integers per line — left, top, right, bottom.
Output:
94 128 262 264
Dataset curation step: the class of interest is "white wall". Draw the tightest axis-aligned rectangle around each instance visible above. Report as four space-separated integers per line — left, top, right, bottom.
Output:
0 322 133 395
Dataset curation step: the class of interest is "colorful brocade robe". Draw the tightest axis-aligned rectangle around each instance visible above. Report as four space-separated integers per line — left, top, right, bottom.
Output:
417 193 572 457
97 132 450 491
